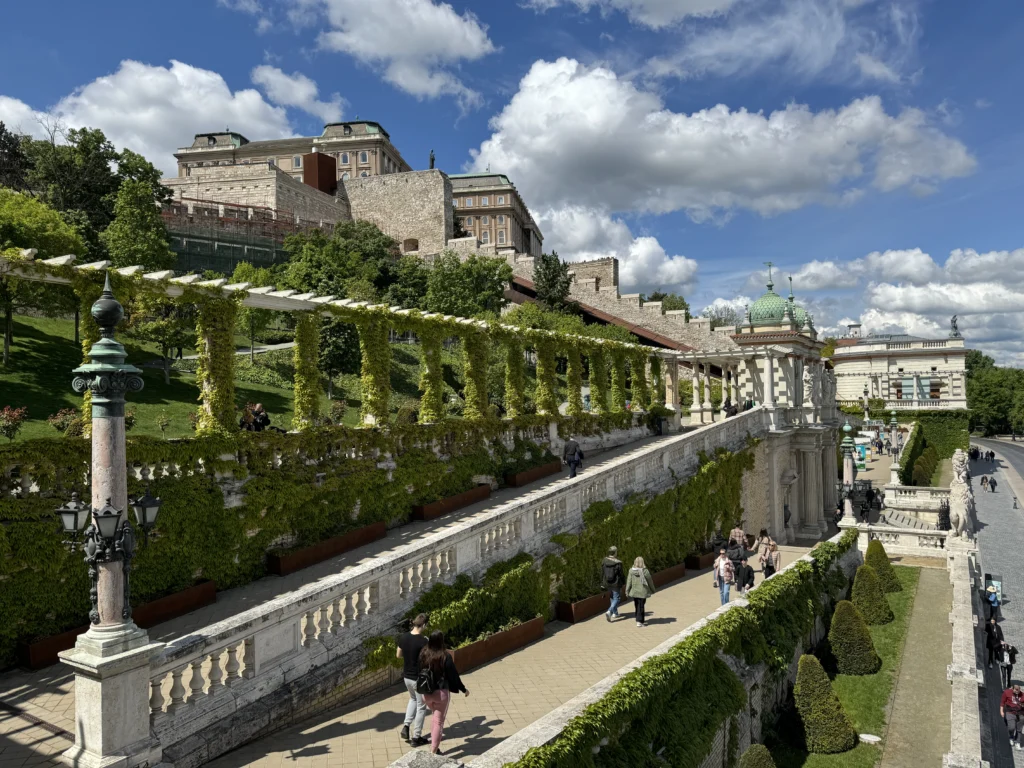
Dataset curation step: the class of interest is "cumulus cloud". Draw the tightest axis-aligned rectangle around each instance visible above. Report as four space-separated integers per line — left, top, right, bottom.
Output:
525 0 739 27
251 65 344 122
469 58 975 222
309 0 496 110
0 60 292 175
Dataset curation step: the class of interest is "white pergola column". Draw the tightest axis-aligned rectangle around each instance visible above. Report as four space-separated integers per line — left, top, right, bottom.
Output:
663 357 681 431
764 352 778 429
702 361 713 422
689 359 703 426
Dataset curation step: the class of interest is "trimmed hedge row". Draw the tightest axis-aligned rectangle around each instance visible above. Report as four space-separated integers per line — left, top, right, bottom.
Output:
829 600 880 675
794 654 856 753
852 565 893 625
865 540 902 593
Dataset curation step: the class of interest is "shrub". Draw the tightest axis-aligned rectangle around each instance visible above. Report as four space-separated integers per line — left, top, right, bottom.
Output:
124 408 137 433
47 409 79 435
0 406 28 442
865 540 901 593
794 654 856 754
829 600 880 675
63 418 84 438
851 565 893 625
739 744 777 768
329 399 347 425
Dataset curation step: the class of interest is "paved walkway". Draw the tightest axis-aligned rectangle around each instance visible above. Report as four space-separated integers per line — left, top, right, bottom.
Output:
878 567 952 768
204 546 809 768
0 432 673 767
970 439 1024 768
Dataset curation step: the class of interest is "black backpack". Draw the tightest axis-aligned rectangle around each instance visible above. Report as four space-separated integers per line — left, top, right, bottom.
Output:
602 561 622 586
416 664 443 695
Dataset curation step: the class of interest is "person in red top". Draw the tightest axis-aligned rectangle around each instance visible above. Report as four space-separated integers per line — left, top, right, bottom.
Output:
1001 683 1024 751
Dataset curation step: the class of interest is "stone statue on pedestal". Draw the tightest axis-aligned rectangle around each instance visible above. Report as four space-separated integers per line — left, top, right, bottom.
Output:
948 448 974 537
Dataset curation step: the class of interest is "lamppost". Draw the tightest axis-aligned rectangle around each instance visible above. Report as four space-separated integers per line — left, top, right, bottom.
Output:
889 410 899 456
56 274 165 768
841 419 856 520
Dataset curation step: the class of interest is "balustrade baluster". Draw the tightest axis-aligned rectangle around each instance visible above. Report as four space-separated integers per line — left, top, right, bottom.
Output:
354 588 367 620
409 563 421 592
225 645 240 682
208 651 224 695
149 678 165 714
428 555 439 583
330 597 343 634
367 582 379 614
317 603 330 637
437 550 449 576
303 610 317 646
400 569 411 597
167 667 187 713
187 660 205 702
447 548 456 573
242 637 255 679
344 594 355 625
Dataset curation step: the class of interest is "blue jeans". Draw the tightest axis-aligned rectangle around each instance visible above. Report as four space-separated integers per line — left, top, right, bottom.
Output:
568 460 580 478
607 588 622 617
718 582 730 605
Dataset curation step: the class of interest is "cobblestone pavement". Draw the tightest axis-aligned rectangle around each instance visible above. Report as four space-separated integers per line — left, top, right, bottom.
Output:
971 439 1024 768
204 546 809 768
0 432 672 768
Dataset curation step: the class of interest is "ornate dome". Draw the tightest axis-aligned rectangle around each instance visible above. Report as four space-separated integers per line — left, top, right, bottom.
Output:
749 281 788 323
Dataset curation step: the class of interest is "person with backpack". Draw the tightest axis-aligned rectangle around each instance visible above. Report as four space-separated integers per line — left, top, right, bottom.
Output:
562 436 584 478
1001 683 1024 751
416 631 469 755
602 546 626 622
1002 642 1018 689
713 548 734 606
396 614 430 746
625 556 656 627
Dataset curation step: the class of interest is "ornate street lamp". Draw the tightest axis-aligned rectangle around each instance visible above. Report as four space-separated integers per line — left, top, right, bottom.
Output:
129 487 162 542
56 493 90 550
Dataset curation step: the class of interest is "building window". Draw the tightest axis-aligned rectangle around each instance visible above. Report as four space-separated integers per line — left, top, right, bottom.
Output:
465 198 473 207
497 230 506 244
465 216 473 225
481 215 489 224
497 215 505 224
342 172 350 180
344 125 352 136
403 238 419 253
293 156 302 168
341 152 349 164
481 231 490 244
453 199 458 207
207 136 216 146
360 151 368 163
481 196 489 206
360 171 369 177
497 196 504 204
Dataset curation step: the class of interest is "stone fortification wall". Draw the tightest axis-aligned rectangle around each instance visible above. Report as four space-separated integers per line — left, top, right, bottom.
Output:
340 170 452 255
163 164 351 224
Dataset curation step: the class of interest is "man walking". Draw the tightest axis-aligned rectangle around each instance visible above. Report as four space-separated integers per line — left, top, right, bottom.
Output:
736 556 755 596
713 548 734 606
397 614 430 746
562 436 584 478
1002 642 1018 689
602 546 626 622
990 476 998 493
1001 683 1024 751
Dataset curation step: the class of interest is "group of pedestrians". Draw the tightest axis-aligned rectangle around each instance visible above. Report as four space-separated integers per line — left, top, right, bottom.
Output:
980 475 999 493
601 547 657 626
984 587 1022 750
970 447 996 462
713 525 779 605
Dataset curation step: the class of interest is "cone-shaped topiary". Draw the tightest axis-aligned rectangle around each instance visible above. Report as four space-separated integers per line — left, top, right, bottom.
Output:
794 654 857 754
739 743 777 768
865 540 902 593
852 564 894 625
829 600 881 675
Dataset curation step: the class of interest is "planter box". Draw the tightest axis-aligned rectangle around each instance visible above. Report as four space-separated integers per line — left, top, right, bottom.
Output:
504 460 563 488
267 522 387 576
651 562 687 588
555 591 612 624
18 580 218 670
412 485 491 522
451 616 546 673
685 551 717 570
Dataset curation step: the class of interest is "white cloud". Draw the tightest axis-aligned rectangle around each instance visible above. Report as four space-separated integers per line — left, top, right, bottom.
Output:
855 248 943 283
975 98 992 109
251 65 344 122
525 0 739 28
310 0 496 110
855 53 901 83
469 58 975 222
0 60 293 175
0 96 40 136
864 282 1024 315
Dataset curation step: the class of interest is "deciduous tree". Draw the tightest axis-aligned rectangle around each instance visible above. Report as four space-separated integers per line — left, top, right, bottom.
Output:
100 179 175 270
533 251 572 312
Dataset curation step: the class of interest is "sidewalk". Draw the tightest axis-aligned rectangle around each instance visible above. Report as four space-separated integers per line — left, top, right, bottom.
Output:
0 433 670 765
970 440 1024 768
204 546 809 768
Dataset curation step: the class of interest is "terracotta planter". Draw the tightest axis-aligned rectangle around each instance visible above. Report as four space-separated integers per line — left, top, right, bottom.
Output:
651 562 687 588
267 522 387 576
412 485 491 522
18 580 218 670
451 616 545 673
685 551 717 570
504 460 563 488
555 591 612 623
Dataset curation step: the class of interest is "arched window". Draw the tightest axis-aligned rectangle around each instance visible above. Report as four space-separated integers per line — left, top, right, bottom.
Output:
207 136 216 146
360 171 369 177
403 238 420 253
481 231 490 244
341 152 349 164
342 172 350 180
360 151 368 163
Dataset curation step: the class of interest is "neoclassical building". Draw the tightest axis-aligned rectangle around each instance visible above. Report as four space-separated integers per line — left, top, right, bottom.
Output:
831 322 968 409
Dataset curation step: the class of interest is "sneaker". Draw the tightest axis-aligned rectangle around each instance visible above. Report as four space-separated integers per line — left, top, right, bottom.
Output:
411 737 430 747
989 664 994 669
636 621 642 627
605 612 611 622
400 725 410 742
1015 743 1022 751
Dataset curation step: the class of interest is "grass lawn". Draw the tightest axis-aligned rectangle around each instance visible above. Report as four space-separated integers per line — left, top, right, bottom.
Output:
767 566 922 768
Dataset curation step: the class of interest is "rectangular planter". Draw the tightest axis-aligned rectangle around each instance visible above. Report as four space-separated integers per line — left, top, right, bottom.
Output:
503 460 563 488
555 591 611 624
18 580 218 670
412 484 492 522
267 521 387 576
651 562 687 588
451 616 546 673
685 551 717 570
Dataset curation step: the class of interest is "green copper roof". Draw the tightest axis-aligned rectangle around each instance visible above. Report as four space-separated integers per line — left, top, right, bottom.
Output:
749 282 788 323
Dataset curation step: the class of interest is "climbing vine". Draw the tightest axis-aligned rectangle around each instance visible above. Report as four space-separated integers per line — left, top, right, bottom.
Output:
649 356 664 408
588 346 609 415
564 344 584 417
629 350 650 409
533 335 559 416
192 289 239 435
609 347 627 412
417 325 446 424
352 313 391 425
502 334 526 419
292 311 322 430
461 328 490 420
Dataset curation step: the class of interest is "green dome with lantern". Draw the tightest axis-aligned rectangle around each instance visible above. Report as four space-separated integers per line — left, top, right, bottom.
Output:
748 264 808 327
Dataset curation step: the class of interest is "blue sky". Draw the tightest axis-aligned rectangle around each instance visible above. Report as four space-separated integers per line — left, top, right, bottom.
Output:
2 0 1023 360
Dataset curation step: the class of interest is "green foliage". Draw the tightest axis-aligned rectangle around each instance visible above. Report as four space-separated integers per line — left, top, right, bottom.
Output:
648 356 664 408
192 291 239 435
384 255 429 309
0 122 29 190
829 601 880 675
99 179 174 270
646 291 690 316
895 413 969 485
794 654 856 754
425 252 511 317
292 312 322 430
0 405 27 441
739 744 777 768
819 337 837 359
231 262 276 361
534 336 559 416
417 326 445 423
588 347 609 414
864 540 901 593
851 565 893 625
354 313 391 424
565 345 584 417
912 445 939 486
461 330 490 420
968 365 1023 436
283 221 399 301
533 251 572 311
702 304 741 330
897 423 923 485
609 348 627 412
628 350 650 409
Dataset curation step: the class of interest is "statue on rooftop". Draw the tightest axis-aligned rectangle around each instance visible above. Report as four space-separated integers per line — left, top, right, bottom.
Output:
429 149 435 170
950 314 961 338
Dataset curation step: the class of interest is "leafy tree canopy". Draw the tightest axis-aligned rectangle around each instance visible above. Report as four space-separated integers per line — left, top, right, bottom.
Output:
820 337 837 359
0 123 29 191
701 303 740 329
967 365 1023 435
384 255 430 310
424 252 511 317
646 290 690 317
966 349 995 378
100 179 175 270
533 251 572 312
231 262 277 362
283 221 400 300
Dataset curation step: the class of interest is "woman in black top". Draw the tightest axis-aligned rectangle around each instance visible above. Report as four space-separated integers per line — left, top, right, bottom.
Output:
417 631 469 755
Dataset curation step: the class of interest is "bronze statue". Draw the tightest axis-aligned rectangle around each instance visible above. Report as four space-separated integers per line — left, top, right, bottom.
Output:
429 149 435 170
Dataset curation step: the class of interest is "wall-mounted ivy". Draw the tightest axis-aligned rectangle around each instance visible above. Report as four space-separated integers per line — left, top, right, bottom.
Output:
564 344 584 417
461 328 490 420
292 311 322 430
191 289 239 435
502 335 526 419
532 335 559 416
648 356 664 408
417 325 446 424
609 348 628 412
352 313 391 425
629 350 650 409
588 347 609 415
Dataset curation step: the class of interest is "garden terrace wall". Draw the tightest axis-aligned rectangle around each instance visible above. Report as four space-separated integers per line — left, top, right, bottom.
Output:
141 408 770 767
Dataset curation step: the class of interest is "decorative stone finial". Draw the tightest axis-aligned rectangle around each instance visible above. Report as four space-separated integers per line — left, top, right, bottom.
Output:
91 272 124 340
763 261 774 291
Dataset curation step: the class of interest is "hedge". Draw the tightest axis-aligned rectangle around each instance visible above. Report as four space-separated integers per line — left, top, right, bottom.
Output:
794 654 856 754
851 565 893 625
898 423 925 485
865 540 901 593
829 600 880 675
894 411 970 486
739 744 777 768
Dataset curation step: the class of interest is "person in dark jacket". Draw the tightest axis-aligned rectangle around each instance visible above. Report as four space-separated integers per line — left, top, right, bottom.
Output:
990 477 998 493
417 631 469 755
562 437 584 478
252 403 270 432
736 556 755 595
987 617 1005 668
602 546 626 622
1002 643 1018 689
397 613 430 746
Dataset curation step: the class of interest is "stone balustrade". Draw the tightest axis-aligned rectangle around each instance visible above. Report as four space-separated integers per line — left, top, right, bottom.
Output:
838 518 948 556
883 485 950 526
148 407 771 765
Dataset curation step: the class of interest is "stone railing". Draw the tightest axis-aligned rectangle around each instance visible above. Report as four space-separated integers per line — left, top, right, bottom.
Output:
838 518 948 557
884 484 950 512
146 407 771 764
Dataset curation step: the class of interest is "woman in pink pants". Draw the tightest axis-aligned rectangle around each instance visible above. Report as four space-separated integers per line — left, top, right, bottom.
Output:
417 631 469 755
